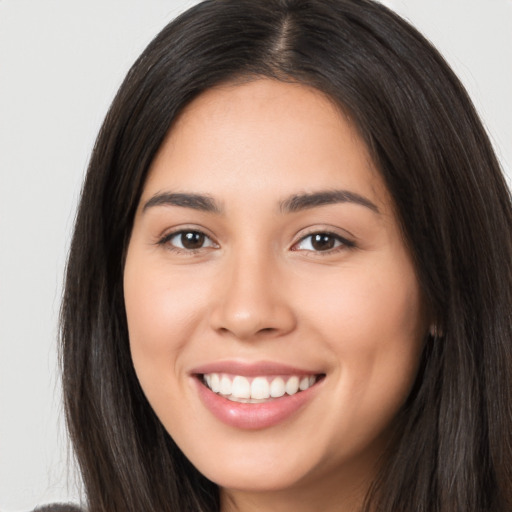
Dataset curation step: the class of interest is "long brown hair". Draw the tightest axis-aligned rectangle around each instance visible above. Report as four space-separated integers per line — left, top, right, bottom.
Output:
61 1 512 510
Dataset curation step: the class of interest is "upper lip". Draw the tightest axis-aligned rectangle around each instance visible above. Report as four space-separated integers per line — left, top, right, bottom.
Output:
190 360 324 377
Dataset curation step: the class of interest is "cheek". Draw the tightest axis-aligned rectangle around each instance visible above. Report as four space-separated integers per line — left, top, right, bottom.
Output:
125 257 208 342
309 251 425 352
298 257 426 426
123 251 209 397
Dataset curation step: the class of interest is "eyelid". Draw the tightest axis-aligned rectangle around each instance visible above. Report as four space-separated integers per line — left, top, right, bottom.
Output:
157 225 219 253
290 227 356 253
155 224 355 255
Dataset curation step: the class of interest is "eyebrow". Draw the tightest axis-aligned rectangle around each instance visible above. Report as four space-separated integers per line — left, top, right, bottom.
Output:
280 190 380 214
142 189 379 215
142 192 222 213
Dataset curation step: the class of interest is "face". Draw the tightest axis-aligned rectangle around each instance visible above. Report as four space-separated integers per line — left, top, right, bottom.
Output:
124 79 428 508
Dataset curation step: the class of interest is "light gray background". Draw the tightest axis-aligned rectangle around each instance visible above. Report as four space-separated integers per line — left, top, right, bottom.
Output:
0 1 510 510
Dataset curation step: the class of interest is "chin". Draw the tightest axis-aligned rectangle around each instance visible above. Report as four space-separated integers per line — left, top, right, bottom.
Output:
200 459 313 493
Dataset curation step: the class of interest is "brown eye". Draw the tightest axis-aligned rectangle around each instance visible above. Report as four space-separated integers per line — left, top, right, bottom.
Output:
163 230 216 251
181 231 205 249
293 232 353 253
311 234 336 251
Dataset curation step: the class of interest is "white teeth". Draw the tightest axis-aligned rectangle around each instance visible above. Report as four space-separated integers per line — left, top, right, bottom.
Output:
270 377 286 398
251 377 270 400
232 376 251 399
299 376 310 391
285 376 299 395
220 375 232 395
203 373 318 401
210 373 220 392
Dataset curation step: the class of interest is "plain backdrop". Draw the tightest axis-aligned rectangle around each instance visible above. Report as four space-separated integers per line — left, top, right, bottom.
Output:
0 1 510 510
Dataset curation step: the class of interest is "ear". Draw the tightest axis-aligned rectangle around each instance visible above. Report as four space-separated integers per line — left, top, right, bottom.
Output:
429 323 443 338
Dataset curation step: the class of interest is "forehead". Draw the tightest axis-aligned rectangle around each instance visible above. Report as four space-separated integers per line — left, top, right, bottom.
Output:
143 79 390 213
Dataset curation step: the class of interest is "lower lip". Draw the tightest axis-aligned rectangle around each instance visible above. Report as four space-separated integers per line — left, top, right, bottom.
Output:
194 377 321 430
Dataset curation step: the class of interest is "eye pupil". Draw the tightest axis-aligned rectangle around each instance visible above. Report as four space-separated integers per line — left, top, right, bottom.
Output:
181 231 205 249
312 234 335 251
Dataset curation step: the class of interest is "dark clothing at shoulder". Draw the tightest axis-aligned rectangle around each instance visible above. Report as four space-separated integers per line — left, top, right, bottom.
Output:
33 505 83 512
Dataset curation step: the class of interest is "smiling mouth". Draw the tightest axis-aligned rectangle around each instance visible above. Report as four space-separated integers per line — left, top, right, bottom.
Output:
199 373 325 403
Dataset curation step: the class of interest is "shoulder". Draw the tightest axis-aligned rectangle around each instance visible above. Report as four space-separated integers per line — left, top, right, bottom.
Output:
32 505 83 512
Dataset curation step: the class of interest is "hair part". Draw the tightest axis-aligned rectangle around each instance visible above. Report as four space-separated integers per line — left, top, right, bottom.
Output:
61 1 512 510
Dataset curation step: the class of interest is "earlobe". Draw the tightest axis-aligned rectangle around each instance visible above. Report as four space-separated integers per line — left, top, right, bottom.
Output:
429 323 443 339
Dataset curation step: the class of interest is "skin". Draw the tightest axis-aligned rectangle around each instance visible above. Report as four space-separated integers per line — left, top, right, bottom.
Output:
124 79 429 512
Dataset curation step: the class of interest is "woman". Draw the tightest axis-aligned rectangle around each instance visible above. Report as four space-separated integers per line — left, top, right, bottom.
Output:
58 0 512 511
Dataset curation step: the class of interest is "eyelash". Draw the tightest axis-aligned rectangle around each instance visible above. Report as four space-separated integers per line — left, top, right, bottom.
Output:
157 229 218 254
291 231 355 254
158 229 355 255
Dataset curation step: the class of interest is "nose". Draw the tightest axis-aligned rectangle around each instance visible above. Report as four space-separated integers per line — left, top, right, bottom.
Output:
209 250 297 341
